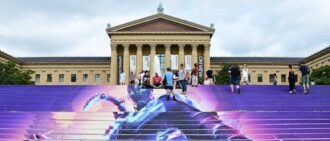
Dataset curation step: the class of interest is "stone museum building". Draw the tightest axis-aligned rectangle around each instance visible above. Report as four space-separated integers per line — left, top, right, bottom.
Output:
1 8 330 85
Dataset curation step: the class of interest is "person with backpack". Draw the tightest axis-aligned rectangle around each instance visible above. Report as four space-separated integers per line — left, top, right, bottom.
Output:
288 64 297 94
299 63 311 94
163 67 176 101
229 64 241 94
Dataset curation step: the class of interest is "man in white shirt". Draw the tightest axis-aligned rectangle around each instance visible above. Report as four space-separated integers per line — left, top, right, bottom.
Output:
242 64 249 85
120 71 126 85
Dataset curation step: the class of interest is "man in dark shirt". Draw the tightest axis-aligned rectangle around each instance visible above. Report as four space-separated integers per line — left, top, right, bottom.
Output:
229 65 241 94
206 68 214 85
142 71 151 88
299 64 311 94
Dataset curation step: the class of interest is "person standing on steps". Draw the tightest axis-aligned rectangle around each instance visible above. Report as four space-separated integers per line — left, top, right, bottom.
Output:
120 71 126 85
164 67 176 101
138 71 144 85
178 64 188 95
288 64 297 94
299 63 311 94
273 73 277 86
229 64 241 94
129 72 136 85
191 63 198 87
206 68 214 85
242 64 249 85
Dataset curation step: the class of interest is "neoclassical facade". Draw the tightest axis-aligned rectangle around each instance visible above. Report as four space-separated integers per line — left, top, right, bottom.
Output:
0 9 329 85
107 12 214 84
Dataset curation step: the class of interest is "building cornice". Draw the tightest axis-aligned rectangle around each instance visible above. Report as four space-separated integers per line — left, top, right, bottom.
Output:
210 56 303 65
302 45 330 63
0 50 21 64
106 13 215 37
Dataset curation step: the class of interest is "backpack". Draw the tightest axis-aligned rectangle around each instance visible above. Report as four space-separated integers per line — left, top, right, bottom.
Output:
162 73 167 86
305 65 310 74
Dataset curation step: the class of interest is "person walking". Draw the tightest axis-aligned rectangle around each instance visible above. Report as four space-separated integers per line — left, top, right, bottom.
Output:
120 71 126 85
242 64 249 85
191 63 198 87
164 67 176 101
299 63 311 94
288 64 297 94
229 65 241 94
206 68 214 85
178 64 188 95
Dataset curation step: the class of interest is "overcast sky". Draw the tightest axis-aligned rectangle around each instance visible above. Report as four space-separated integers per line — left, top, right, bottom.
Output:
0 0 329 57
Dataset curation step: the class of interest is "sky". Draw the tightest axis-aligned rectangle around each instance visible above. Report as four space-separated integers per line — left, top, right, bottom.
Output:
0 0 329 57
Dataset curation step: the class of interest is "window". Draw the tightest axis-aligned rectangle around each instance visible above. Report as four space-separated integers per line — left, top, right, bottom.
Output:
107 74 111 82
248 74 251 82
59 74 64 83
83 74 88 82
71 74 76 82
95 74 100 82
257 74 263 82
35 74 40 82
47 74 52 82
281 74 286 83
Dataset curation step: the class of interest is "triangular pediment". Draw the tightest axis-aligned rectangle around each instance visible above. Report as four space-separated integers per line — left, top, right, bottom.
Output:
108 14 214 33
118 18 203 32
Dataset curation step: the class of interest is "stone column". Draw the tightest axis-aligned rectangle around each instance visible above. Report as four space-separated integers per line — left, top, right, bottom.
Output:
110 44 117 85
136 44 143 75
123 44 130 85
191 44 198 67
165 44 171 69
178 44 185 67
150 44 156 82
204 44 211 77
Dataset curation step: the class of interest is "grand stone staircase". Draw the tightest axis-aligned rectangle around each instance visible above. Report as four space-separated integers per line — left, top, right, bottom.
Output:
0 85 330 141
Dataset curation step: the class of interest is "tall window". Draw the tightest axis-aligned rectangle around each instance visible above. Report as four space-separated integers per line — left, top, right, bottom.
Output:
248 74 251 82
107 74 111 82
71 74 76 82
157 54 165 75
59 74 64 83
257 74 263 82
281 74 286 83
83 74 88 82
35 74 40 82
47 74 52 82
95 74 101 82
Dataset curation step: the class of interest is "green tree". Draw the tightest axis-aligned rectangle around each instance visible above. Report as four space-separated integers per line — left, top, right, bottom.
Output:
310 65 330 85
215 63 230 85
0 61 35 85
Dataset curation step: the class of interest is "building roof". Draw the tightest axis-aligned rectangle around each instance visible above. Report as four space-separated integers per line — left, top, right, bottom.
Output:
0 50 21 63
302 45 330 63
210 57 304 65
107 13 215 37
17 57 110 65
